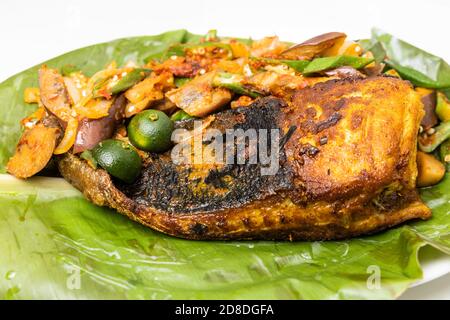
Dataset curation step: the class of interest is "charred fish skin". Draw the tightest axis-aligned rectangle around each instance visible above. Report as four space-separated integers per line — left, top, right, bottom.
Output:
58 76 431 241
116 97 295 214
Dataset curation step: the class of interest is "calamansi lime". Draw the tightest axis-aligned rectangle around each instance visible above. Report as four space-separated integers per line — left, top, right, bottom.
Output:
91 139 142 183
128 110 174 153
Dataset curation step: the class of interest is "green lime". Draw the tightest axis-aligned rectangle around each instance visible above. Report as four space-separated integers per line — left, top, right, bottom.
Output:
128 110 174 152
170 109 196 122
91 139 142 183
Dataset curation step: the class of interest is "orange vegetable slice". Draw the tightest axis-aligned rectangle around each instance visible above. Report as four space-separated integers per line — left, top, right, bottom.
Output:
54 117 79 155
7 125 59 178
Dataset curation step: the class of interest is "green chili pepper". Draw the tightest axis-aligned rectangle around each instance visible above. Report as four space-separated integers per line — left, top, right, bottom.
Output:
110 68 151 95
93 68 151 98
170 109 196 121
163 42 233 59
419 121 450 153
302 55 374 75
253 56 372 74
280 60 310 72
174 77 192 88
212 72 261 98
250 57 310 72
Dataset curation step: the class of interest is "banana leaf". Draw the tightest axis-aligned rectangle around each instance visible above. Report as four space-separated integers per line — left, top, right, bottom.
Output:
360 28 450 90
0 30 449 300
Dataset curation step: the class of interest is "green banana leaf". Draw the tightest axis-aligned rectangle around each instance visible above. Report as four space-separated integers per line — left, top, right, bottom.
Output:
0 30 449 300
360 28 450 90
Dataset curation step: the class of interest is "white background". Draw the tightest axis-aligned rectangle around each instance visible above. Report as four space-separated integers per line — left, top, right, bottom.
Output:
0 0 449 299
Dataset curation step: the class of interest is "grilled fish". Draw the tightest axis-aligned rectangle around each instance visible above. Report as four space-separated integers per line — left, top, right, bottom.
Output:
58 76 431 240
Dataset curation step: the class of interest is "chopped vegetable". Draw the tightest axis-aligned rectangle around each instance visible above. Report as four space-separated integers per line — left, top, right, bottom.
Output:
436 92 450 122
128 110 174 153
280 32 347 60
123 72 173 117
75 62 120 105
54 117 78 154
174 77 191 88
216 59 244 74
6 125 59 178
258 55 371 77
73 94 127 154
124 73 171 104
91 139 142 183
186 43 233 60
109 68 151 95
75 98 113 119
302 55 374 75
279 60 310 72
164 42 233 60
419 121 450 153
254 57 310 72
212 72 261 98
170 109 196 121
416 151 445 187
93 68 151 99
63 72 88 105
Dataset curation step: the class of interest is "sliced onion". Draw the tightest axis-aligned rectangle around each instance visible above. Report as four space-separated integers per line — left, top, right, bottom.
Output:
54 117 78 154
74 99 113 119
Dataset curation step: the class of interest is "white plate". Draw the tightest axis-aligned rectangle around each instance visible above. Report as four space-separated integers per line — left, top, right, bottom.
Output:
413 246 450 287
399 246 450 299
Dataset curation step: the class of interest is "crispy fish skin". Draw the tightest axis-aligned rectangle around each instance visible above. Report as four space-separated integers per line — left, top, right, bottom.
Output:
58 76 431 240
